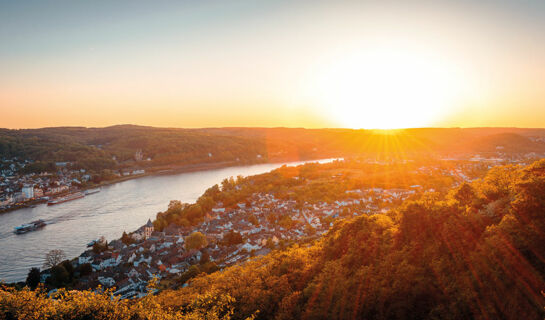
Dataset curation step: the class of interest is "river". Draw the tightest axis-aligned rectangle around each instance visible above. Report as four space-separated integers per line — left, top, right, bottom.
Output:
0 159 337 283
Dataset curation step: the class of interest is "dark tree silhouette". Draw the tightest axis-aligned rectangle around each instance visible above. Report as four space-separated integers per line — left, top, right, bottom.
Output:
25 267 41 289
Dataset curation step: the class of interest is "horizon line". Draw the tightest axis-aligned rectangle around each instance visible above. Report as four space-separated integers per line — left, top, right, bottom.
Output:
3 124 545 131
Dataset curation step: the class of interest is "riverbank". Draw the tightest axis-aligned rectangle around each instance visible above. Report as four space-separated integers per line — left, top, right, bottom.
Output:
82 156 340 193
0 161 258 215
0 198 47 214
0 157 341 215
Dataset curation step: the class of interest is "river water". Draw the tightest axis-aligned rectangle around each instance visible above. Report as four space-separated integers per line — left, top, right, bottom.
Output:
0 159 337 283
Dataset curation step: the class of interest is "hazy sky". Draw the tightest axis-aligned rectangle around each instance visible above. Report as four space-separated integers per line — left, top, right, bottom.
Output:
1 0 544 129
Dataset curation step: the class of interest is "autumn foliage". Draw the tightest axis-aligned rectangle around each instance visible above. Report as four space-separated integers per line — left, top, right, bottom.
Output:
159 159 545 319
2 160 545 319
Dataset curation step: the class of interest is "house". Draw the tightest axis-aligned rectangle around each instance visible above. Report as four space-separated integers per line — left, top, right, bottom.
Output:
98 276 116 287
128 268 139 278
100 252 122 269
180 249 201 264
33 188 44 198
78 252 93 265
22 185 34 199
0 195 14 207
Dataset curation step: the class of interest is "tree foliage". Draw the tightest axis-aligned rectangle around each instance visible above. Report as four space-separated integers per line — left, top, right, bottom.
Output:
185 232 208 251
222 230 244 246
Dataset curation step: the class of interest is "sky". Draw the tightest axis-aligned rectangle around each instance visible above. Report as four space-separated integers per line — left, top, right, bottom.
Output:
1 0 544 129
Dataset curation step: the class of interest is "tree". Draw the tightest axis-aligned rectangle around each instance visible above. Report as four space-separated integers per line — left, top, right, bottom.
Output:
79 263 93 277
200 261 219 274
222 230 243 246
179 265 201 284
121 231 134 245
185 204 204 224
43 249 66 269
279 215 296 230
248 214 260 227
203 184 220 199
49 265 69 287
197 195 215 212
453 183 477 207
60 260 74 281
185 232 208 251
200 251 210 264
167 200 183 215
93 236 108 253
26 267 41 289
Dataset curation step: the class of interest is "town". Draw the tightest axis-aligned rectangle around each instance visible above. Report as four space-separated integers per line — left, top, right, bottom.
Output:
43 187 418 299
0 156 146 212
33 149 545 299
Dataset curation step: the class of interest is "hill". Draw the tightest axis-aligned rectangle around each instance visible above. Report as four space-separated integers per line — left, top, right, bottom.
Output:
155 159 545 319
1 159 544 319
1 126 545 172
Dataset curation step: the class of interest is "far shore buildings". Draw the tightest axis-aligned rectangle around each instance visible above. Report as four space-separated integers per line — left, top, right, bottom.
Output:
22 185 34 199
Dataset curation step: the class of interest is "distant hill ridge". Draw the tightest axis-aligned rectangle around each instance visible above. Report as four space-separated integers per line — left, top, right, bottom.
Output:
1 126 544 169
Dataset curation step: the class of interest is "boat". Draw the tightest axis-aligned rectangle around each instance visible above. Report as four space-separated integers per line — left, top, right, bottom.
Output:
14 219 46 234
87 239 98 247
85 188 100 195
47 192 85 206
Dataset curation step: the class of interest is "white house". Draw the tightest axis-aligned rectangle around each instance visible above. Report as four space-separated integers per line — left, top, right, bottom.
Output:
22 185 34 199
98 276 115 287
78 255 93 265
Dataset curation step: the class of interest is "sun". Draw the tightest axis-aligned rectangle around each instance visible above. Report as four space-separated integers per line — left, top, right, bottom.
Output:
305 47 464 129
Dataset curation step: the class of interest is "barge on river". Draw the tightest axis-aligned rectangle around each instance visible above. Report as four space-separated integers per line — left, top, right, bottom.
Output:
14 219 46 234
47 192 85 206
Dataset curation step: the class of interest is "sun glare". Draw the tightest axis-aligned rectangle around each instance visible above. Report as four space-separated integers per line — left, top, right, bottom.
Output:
307 47 464 129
